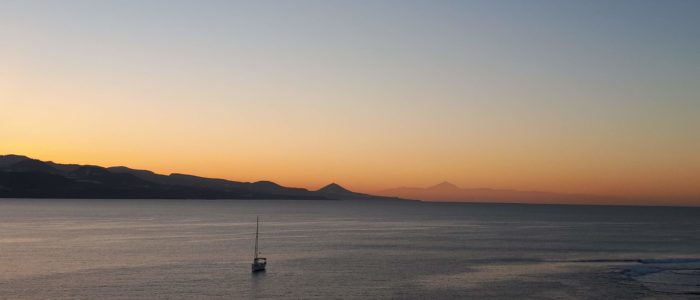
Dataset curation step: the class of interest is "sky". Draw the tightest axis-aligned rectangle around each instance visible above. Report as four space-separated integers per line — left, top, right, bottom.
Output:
1 0 699 202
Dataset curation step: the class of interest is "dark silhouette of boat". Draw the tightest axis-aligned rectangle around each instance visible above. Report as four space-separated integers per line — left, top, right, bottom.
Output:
252 216 266 272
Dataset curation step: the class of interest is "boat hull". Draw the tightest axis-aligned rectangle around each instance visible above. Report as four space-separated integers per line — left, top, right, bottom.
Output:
252 257 267 272
251 263 266 272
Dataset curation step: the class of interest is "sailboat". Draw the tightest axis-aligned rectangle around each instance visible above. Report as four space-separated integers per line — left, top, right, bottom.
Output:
251 216 267 272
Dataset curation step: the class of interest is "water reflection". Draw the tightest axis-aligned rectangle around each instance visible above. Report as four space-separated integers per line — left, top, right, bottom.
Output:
250 269 266 297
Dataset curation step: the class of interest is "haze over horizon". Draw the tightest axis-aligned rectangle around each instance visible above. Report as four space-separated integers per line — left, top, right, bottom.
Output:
2 1 699 204
2 153 697 206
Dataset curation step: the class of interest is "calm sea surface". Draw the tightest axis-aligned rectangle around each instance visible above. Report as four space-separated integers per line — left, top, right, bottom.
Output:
1 199 699 299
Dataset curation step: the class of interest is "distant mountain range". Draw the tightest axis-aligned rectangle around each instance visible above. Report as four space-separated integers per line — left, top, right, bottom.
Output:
3 155 696 205
0 154 407 201
378 181 631 205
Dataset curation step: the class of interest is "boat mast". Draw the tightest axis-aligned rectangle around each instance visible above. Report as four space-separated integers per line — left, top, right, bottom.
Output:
254 216 259 259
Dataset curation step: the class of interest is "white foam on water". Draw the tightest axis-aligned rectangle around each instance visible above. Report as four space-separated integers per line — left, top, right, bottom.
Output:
622 259 700 295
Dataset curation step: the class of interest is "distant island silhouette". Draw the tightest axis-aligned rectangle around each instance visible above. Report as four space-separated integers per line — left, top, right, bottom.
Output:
377 181 628 204
0 154 408 201
2 155 697 205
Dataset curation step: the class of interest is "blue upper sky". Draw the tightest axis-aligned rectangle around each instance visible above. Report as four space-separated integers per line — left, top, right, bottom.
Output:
2 0 699 198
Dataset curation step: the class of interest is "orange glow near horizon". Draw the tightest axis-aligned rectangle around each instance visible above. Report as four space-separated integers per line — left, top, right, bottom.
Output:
3 143 699 203
2 71 699 204
2 1 699 206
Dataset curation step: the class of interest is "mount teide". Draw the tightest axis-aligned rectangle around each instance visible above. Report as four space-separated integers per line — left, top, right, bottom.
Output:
378 182 628 205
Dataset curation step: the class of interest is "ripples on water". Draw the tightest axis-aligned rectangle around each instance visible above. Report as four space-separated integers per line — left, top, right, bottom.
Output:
1 199 698 299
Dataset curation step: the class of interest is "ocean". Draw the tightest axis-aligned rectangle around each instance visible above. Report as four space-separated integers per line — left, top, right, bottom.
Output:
1 199 699 299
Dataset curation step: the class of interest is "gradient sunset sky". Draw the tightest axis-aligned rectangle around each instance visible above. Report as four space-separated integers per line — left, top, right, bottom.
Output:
2 1 699 201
